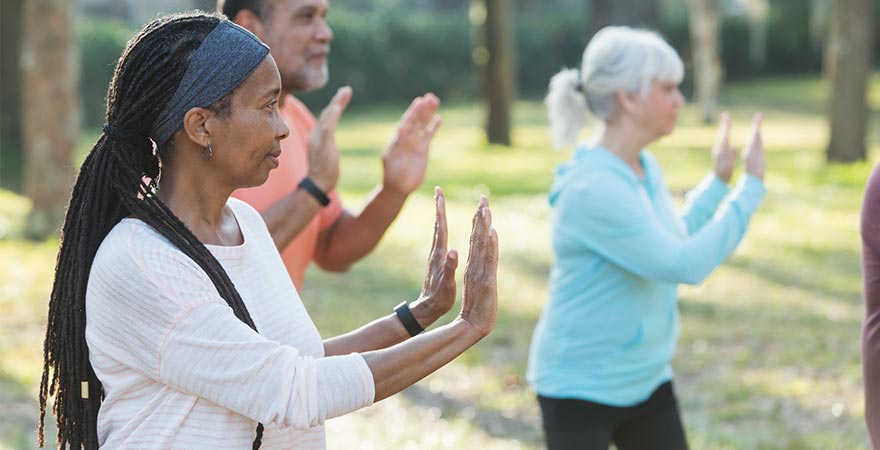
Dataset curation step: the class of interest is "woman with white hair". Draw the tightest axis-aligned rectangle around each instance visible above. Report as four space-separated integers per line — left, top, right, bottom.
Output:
526 26 766 449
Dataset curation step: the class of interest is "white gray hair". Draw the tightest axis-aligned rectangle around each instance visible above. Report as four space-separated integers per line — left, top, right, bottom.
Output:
545 26 684 149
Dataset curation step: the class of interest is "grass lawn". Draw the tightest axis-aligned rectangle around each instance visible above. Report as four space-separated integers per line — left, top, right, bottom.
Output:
2 73 880 449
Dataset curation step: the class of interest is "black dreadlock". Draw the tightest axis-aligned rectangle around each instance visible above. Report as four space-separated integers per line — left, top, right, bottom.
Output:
39 11 265 449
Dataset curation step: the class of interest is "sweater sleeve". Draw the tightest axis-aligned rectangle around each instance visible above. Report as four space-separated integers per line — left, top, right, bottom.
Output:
86 226 374 430
680 172 731 235
555 172 766 285
157 302 374 429
861 164 880 449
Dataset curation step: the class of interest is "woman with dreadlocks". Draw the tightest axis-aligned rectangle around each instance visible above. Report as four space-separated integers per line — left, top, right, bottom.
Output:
39 12 498 450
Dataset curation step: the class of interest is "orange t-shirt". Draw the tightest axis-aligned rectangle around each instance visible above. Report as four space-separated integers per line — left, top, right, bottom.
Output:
232 94 343 289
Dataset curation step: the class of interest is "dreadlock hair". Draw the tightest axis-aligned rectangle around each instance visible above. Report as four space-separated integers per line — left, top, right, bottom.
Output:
39 11 266 449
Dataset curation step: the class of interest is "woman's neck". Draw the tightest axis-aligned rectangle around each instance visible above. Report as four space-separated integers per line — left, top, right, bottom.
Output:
598 120 654 177
156 165 239 246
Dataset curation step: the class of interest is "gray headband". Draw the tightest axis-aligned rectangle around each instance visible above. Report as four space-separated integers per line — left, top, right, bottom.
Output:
150 20 270 146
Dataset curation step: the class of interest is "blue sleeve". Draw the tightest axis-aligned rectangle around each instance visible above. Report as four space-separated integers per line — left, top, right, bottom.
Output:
680 172 730 235
555 173 766 285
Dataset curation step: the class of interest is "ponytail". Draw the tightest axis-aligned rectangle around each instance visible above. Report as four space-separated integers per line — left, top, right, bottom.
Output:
545 68 587 149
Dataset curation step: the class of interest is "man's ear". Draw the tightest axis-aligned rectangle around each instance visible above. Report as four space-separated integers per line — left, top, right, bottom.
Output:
232 9 265 41
182 107 212 147
615 90 642 115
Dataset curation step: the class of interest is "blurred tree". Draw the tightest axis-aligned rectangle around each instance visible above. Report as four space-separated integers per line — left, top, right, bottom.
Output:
0 0 23 192
745 0 768 68
481 0 516 146
686 0 722 123
825 0 873 162
22 0 78 239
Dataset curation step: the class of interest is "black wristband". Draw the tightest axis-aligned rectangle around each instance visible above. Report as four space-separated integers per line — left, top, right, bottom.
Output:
298 177 331 207
394 301 424 337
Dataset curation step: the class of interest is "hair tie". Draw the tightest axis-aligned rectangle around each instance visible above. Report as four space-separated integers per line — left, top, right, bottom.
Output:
574 70 585 93
102 123 151 148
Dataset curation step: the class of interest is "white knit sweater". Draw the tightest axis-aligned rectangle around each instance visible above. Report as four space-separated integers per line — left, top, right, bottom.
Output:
85 198 375 449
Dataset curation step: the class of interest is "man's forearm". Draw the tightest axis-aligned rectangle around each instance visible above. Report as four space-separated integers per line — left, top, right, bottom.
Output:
261 188 325 251
315 184 409 271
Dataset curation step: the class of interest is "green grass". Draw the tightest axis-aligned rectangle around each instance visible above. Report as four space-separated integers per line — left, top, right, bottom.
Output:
2 73 879 449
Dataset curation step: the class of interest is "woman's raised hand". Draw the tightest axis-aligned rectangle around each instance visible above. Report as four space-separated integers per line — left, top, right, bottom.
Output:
742 113 765 181
711 112 738 184
457 196 499 338
410 187 459 326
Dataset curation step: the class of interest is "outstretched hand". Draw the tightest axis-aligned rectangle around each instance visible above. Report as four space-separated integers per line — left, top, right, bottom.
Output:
711 112 738 184
410 187 459 327
458 195 499 338
742 113 765 181
306 86 352 193
382 94 442 196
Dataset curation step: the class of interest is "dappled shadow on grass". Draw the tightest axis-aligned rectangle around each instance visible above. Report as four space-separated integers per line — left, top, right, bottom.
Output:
400 382 542 445
725 244 862 304
675 293 868 448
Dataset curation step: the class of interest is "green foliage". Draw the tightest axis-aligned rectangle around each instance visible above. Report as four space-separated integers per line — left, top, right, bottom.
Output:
299 2 849 107
77 18 131 128
514 12 591 97
299 9 473 109
299 7 597 109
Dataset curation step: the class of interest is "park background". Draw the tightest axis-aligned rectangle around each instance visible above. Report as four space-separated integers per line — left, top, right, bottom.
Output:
1 0 879 448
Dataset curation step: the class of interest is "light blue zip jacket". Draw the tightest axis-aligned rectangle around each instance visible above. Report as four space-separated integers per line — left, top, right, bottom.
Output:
527 145 766 406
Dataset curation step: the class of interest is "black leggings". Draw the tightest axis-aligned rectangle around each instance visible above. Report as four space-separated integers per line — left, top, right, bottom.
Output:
538 381 688 450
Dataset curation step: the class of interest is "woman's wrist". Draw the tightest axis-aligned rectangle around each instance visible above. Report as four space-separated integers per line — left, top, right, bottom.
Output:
408 298 447 329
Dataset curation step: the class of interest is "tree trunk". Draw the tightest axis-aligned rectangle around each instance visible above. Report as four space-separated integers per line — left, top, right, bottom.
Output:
686 0 723 124
484 0 515 146
825 0 873 162
746 0 768 69
0 0 24 192
22 0 78 239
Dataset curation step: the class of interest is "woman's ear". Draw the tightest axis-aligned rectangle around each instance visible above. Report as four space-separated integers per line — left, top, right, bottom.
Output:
182 107 212 147
615 90 642 115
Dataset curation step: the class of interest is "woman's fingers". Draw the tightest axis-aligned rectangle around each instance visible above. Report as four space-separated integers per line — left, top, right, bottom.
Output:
427 187 448 270
744 112 764 156
714 111 731 151
742 112 766 180
459 196 498 337
750 112 763 147
467 198 487 267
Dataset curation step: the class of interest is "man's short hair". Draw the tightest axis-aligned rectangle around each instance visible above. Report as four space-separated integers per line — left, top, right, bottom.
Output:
218 0 270 19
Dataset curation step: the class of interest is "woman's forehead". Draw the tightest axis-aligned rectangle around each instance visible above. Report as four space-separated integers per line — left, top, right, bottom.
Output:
235 56 282 100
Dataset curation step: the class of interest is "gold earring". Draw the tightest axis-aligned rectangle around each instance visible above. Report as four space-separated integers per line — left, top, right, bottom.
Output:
201 143 213 161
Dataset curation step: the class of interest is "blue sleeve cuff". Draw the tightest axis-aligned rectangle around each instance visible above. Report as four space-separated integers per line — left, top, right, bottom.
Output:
730 174 767 215
703 172 731 202
685 172 730 210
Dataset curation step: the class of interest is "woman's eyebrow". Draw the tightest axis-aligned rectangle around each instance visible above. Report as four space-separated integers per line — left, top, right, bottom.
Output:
261 86 281 100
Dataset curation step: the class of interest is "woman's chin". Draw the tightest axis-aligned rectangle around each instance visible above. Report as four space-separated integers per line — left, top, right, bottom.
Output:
237 171 272 190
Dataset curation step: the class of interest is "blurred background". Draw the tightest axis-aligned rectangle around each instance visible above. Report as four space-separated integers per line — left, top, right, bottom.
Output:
1 0 878 448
